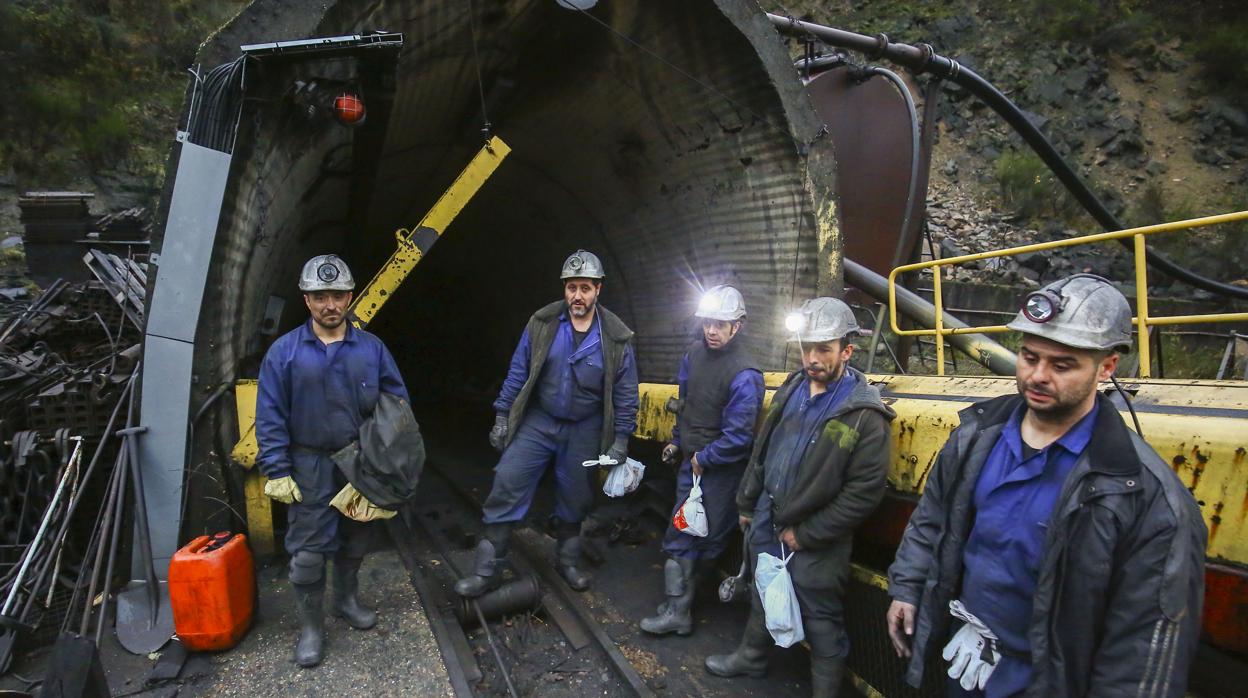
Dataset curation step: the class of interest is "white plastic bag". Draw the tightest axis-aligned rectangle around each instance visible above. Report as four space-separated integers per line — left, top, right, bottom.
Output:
672 475 709 537
754 550 804 647
602 457 645 497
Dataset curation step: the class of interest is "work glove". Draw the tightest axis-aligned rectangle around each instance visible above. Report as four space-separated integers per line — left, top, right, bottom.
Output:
661 443 679 465
263 475 302 505
330 483 396 522
942 600 1000 691
488 413 509 452
604 435 629 466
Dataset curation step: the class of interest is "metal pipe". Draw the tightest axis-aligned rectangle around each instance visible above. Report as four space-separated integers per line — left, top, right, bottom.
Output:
845 258 1017 375
767 13 1248 302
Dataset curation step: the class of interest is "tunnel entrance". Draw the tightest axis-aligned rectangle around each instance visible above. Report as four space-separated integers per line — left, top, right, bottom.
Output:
170 0 837 534
193 0 832 408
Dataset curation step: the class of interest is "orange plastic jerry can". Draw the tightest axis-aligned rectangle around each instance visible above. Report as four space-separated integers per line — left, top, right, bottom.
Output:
168 532 256 651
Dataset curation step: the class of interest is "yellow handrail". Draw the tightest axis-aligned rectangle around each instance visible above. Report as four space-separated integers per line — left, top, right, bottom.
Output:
887 210 1248 376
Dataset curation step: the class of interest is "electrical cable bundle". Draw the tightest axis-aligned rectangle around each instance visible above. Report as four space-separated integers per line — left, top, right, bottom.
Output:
186 56 248 154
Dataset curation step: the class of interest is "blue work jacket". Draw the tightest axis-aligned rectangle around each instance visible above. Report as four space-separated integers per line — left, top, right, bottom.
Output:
493 312 638 435
959 402 1098 697
256 320 409 480
670 353 765 468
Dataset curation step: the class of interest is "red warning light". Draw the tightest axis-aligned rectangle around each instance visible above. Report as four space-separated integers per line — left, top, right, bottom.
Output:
333 93 366 126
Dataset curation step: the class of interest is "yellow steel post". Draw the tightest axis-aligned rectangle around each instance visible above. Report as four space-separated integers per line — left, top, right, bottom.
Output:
932 265 945 376
1134 233 1151 378
349 135 511 328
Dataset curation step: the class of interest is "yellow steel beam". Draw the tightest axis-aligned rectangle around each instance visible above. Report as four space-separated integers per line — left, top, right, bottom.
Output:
635 376 1248 565
349 135 511 328
231 379 259 468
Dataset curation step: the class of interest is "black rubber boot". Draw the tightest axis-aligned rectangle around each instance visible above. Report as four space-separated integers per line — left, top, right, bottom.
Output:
640 557 696 636
704 603 771 678
556 534 591 591
332 558 377 630
293 584 325 668
454 524 510 598
810 655 846 698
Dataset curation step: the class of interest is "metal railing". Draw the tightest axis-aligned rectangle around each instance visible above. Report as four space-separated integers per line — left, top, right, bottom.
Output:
888 210 1248 377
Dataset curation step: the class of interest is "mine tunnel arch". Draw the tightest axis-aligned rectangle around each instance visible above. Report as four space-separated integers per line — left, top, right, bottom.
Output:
178 0 837 531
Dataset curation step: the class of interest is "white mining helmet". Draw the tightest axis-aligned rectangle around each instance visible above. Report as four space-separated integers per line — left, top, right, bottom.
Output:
785 297 860 343
1007 274 1133 352
695 285 747 322
298 254 355 292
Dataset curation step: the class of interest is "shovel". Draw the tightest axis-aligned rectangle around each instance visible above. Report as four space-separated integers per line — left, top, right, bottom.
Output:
114 422 173 655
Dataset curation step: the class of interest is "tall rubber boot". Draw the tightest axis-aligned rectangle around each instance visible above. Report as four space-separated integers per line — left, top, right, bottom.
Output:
293 584 325 668
332 558 377 630
454 523 510 598
704 603 771 678
810 655 846 698
555 530 591 591
640 557 696 636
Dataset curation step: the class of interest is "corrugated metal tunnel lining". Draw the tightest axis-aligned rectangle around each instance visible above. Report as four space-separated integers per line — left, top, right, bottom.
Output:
193 0 834 403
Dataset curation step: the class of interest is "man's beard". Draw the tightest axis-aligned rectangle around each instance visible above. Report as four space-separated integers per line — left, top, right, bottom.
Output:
569 299 596 318
1018 374 1096 422
314 312 345 329
805 361 844 385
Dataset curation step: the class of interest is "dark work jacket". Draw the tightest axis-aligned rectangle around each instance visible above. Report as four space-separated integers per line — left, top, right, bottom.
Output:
495 301 638 453
675 337 761 458
886 393 1206 697
332 392 425 510
737 367 895 589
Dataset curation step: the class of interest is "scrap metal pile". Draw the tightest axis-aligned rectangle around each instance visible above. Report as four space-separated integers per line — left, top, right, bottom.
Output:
0 253 147 672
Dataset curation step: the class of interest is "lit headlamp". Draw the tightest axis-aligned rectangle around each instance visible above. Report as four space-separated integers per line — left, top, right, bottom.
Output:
697 292 719 316
785 311 807 333
1021 289 1060 323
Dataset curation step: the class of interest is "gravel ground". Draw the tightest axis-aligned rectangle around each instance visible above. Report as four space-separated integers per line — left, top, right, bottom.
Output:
188 551 453 698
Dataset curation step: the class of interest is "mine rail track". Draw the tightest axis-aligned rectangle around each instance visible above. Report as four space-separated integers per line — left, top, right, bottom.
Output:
389 460 655 698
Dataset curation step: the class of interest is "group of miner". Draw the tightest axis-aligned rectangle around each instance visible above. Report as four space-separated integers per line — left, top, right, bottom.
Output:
254 250 1206 697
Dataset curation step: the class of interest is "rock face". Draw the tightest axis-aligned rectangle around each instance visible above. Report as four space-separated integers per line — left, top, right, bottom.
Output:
786 2 1248 297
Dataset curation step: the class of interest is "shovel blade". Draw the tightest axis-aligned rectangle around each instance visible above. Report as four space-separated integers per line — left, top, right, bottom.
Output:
114 580 173 655
43 633 109 698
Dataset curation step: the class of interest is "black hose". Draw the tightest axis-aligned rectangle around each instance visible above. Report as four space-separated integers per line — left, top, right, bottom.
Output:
766 13 1248 301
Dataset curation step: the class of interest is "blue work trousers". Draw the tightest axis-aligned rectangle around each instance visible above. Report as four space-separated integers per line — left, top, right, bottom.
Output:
482 408 602 526
285 450 373 558
661 457 746 560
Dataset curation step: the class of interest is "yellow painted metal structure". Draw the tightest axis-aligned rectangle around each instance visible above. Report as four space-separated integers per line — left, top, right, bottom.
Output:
349 136 511 328
230 379 274 557
232 137 511 552
634 375 1248 566
886 210 1248 376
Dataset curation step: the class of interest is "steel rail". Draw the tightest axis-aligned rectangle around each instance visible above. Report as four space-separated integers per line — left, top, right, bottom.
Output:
423 462 656 698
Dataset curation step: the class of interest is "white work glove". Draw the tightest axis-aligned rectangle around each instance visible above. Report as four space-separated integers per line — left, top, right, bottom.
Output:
263 475 303 505
942 600 1000 691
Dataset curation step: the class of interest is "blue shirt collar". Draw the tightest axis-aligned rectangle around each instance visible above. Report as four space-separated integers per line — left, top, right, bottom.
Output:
299 318 358 344
1003 399 1099 460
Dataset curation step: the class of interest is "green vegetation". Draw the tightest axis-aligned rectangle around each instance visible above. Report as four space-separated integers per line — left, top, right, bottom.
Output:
1129 183 1248 285
0 0 241 182
994 150 1079 221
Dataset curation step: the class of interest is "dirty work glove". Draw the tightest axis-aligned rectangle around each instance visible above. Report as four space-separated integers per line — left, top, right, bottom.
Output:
330 483 396 522
488 414 509 452
263 475 302 505
661 443 679 465
604 435 629 466
942 600 1000 691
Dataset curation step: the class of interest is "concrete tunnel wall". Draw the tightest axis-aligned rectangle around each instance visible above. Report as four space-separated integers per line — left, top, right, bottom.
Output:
177 0 838 531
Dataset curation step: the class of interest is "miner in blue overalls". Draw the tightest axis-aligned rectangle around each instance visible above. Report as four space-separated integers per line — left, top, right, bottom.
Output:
455 250 639 596
256 254 409 668
639 285 763 637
